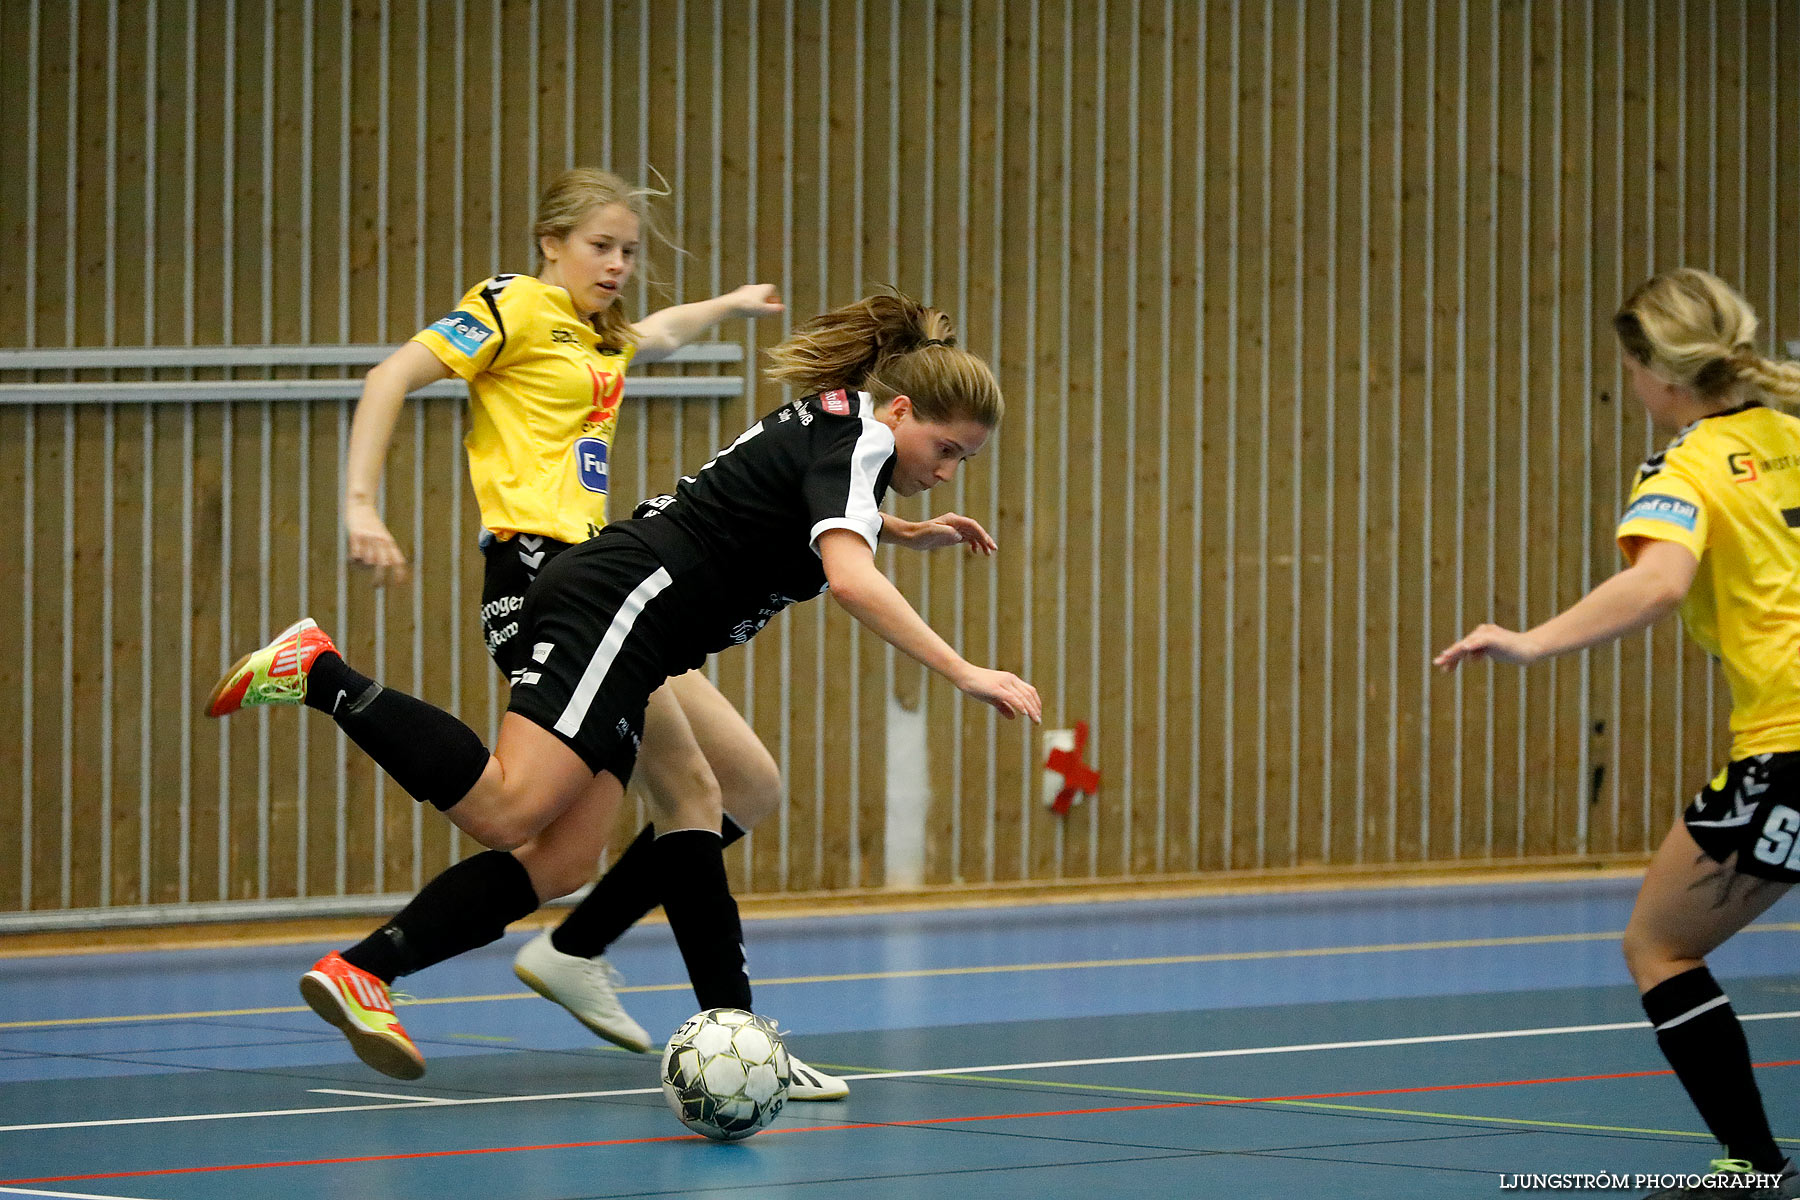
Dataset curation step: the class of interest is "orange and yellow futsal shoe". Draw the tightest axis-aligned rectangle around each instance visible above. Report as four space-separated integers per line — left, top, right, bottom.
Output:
205 618 336 717
299 952 427 1080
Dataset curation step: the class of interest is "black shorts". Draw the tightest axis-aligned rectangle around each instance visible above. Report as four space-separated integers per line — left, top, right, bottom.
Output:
503 525 712 785
480 532 575 679
1685 752 1800 882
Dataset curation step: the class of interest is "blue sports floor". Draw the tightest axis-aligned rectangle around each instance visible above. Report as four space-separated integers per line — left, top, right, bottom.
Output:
1 877 1795 1198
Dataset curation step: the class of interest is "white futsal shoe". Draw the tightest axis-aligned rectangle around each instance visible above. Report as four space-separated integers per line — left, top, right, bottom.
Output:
513 930 850 1100
782 1048 850 1101
513 931 654 1054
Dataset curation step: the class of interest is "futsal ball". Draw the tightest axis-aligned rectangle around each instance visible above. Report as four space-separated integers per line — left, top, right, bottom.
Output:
660 1008 791 1140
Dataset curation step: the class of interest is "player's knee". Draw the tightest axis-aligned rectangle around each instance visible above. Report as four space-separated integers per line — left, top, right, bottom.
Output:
461 815 529 853
653 758 724 827
452 801 543 854
1620 925 1674 988
725 756 782 829
521 852 598 901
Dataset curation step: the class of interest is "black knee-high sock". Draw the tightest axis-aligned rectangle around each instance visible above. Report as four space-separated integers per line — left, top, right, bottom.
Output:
1642 966 1784 1172
340 850 541 983
653 828 752 1012
550 816 747 959
304 651 489 812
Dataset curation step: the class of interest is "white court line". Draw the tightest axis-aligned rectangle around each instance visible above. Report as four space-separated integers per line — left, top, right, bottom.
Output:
6 1010 1799 1135
0 1188 153 1200
837 1010 1800 1081
0 1085 662 1133
307 1088 452 1103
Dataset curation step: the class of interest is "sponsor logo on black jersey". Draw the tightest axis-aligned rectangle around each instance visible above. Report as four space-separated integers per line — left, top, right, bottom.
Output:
818 389 852 416
633 494 676 520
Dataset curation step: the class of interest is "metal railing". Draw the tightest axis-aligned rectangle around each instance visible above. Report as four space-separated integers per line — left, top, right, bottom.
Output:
0 341 744 932
0 342 745 404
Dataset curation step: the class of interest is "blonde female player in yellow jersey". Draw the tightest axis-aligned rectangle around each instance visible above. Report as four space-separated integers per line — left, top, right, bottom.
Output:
1436 269 1800 1200
336 167 920 1098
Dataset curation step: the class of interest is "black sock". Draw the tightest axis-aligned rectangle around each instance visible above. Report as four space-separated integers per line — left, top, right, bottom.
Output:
341 850 541 982
653 828 752 1011
550 815 747 959
1642 966 1784 1172
305 651 490 812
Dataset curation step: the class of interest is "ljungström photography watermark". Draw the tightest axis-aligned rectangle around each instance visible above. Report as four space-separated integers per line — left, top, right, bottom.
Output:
1498 1170 1787 1191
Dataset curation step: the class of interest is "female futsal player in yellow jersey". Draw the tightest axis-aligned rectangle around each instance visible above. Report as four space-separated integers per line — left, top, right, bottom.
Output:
1436 269 1800 1199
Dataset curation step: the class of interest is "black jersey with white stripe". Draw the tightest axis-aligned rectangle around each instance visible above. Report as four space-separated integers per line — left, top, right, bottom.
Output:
621 388 895 649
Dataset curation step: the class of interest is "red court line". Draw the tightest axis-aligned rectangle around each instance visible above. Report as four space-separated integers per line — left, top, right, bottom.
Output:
0 1105 1194 1185
7 1061 1796 1185
1226 1060 1800 1105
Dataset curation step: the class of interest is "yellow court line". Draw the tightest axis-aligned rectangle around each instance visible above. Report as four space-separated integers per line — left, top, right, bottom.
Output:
669 922 1800 990
864 1070 1800 1144
2 922 1796 1032
1255 1099 1799 1143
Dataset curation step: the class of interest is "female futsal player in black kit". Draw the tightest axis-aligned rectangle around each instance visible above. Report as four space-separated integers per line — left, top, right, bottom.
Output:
207 290 1040 1081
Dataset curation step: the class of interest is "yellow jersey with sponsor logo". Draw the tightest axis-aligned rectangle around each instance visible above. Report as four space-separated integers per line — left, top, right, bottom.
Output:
1617 403 1800 757
412 273 636 544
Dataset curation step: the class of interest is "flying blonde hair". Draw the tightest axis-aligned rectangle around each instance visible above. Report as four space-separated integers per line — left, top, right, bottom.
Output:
763 289 1004 428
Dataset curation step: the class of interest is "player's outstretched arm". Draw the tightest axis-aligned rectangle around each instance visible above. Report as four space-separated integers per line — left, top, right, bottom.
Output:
345 341 454 587
878 511 997 555
819 528 1040 721
1433 538 1697 670
631 284 784 362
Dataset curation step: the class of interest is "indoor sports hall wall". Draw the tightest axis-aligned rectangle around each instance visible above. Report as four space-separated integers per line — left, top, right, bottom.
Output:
1 0 1797 928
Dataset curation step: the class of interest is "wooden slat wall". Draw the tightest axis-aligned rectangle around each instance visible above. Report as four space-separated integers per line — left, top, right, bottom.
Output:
1 0 1798 921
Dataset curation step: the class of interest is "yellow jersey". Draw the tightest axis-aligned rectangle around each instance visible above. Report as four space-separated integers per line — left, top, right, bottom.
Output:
1617 403 1800 757
413 273 636 544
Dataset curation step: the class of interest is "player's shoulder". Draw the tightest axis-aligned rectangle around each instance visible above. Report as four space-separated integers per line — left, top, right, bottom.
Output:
447 273 536 319
809 388 862 419
808 389 891 434
762 390 883 436
806 391 895 455
1651 404 1796 483
466 272 536 308
1636 414 1719 487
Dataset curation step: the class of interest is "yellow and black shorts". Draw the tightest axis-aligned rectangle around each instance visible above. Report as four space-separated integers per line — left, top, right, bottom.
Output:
1686 752 1800 882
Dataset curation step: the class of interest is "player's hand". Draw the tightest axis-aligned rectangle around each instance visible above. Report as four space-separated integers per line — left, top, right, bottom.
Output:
955 666 1042 722
727 283 784 319
1433 623 1542 670
345 502 410 587
907 512 997 556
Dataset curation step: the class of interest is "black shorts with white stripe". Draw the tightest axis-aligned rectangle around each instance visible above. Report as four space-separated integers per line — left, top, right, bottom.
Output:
504 524 711 784
1685 751 1800 882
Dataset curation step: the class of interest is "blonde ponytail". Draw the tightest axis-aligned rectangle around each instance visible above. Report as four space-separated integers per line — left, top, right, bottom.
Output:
1613 267 1800 406
765 289 1004 427
1734 352 1800 406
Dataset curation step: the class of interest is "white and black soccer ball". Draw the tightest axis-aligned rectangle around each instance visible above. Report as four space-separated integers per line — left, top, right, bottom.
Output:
660 1008 791 1141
